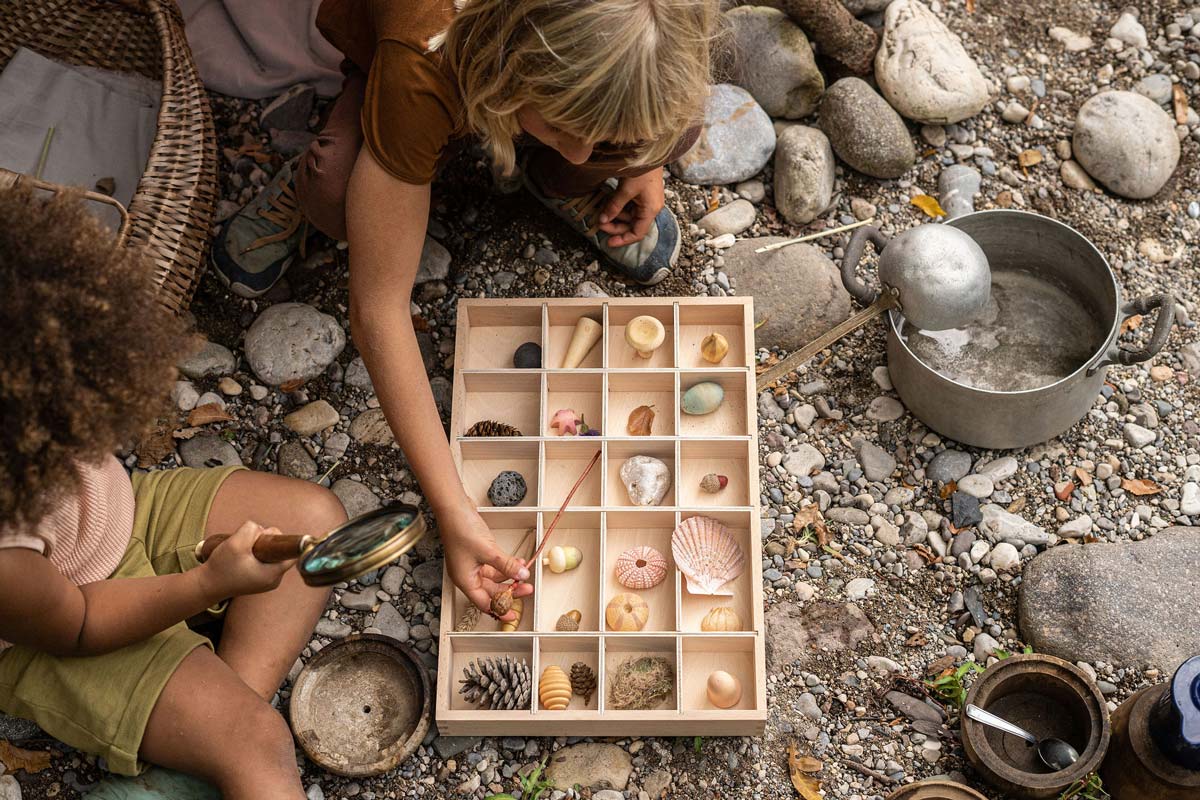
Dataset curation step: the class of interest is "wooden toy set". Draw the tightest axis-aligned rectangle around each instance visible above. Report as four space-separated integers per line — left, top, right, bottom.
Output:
436 298 766 735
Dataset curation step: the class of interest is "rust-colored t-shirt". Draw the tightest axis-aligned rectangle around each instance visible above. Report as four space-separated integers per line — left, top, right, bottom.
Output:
316 0 464 184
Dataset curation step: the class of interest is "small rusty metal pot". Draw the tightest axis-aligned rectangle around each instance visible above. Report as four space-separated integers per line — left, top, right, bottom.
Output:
885 778 988 799
845 211 1175 449
290 634 432 778
961 653 1109 799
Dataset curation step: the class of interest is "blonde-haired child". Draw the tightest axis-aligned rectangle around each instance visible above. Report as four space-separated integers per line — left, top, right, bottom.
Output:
213 0 718 621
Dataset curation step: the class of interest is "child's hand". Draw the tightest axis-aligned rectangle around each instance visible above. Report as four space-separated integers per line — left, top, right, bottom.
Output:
599 168 666 248
440 505 533 622
198 520 296 601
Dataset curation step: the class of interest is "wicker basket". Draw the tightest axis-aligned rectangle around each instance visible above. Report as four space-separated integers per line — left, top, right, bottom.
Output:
0 0 217 314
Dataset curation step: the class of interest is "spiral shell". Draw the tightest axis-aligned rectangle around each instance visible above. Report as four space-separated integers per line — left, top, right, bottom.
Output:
671 516 745 596
700 606 743 632
539 665 572 711
614 546 669 590
605 592 650 632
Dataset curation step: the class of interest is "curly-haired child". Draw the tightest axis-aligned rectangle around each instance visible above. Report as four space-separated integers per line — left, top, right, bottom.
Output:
211 0 717 626
0 187 347 798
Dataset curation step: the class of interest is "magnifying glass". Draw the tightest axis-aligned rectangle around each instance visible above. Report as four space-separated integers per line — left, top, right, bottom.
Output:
194 504 428 586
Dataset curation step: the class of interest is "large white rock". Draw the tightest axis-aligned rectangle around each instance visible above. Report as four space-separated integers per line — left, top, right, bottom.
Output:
672 84 776 185
244 302 346 386
1072 91 1180 200
773 125 835 225
727 6 825 119
875 0 989 124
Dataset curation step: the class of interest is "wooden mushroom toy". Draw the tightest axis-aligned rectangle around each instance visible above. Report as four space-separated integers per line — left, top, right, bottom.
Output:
562 317 602 368
625 316 665 359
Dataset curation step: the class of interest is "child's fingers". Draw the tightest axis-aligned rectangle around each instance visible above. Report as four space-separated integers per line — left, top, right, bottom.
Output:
599 185 638 224
488 552 530 582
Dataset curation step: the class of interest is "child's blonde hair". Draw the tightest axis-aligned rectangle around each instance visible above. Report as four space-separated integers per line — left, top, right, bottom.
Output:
439 0 721 175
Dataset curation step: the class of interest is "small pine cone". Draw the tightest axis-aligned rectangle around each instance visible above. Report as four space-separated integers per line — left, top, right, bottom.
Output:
570 662 597 705
465 420 523 437
459 655 532 710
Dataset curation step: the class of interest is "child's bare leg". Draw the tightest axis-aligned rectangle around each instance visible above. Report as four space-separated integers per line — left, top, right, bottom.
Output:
141 648 305 799
205 471 346 698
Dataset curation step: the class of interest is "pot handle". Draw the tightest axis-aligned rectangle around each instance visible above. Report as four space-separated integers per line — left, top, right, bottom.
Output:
1087 293 1176 376
841 225 890 307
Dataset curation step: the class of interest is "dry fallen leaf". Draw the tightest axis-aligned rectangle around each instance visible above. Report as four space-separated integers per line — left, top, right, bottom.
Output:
788 741 824 800
792 754 823 773
1174 84 1189 126
187 403 234 426
0 739 53 774
1018 149 1044 171
995 191 1014 208
627 404 656 436
1122 478 1163 496
136 417 176 468
966 0 975 12
1121 314 1144 334
171 426 203 441
939 481 958 500
279 378 306 393
1074 467 1093 487
911 195 947 218
793 505 830 546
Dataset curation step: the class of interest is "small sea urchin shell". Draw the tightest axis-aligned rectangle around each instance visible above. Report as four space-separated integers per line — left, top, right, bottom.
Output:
672 516 745 596
614 546 669 590
605 592 649 631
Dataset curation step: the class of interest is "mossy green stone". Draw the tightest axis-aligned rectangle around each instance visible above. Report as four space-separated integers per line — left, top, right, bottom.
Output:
682 382 724 415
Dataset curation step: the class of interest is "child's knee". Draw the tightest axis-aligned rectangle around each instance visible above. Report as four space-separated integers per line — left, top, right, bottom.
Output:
300 482 349 529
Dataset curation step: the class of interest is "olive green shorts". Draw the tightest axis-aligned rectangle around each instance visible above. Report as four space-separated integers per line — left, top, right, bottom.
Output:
0 465 243 776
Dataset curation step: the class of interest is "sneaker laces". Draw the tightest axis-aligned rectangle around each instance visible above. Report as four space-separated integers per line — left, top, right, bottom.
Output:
560 187 612 238
241 179 307 257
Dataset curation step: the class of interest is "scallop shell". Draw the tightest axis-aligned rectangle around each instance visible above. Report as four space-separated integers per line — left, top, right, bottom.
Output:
605 592 650 632
620 455 672 506
671 516 745 596
614 546 669 590
539 665 572 711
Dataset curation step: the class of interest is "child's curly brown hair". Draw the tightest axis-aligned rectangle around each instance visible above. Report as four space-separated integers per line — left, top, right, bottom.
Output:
0 187 191 529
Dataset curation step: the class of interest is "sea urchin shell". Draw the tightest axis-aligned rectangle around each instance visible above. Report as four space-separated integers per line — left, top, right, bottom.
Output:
671 516 745 596
614 545 669 590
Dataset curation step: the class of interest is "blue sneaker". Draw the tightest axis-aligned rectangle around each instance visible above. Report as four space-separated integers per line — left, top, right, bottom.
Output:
522 173 679 287
210 160 307 298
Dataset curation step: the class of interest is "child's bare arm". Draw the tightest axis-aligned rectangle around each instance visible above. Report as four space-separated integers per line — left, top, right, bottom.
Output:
0 521 294 657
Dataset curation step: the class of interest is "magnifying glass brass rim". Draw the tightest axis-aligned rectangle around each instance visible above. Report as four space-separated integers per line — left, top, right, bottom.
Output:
298 503 428 586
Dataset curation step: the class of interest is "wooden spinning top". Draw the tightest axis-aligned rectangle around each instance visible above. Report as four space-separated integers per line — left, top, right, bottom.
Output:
539 665 572 711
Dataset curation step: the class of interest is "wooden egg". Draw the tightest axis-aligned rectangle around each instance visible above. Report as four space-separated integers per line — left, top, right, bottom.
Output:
539 665 572 711
706 670 742 709
605 593 650 632
700 606 742 632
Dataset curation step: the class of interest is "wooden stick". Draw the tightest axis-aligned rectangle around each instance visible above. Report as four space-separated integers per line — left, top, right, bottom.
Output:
779 0 879 75
528 450 601 565
754 219 874 253
844 758 897 785
35 126 55 180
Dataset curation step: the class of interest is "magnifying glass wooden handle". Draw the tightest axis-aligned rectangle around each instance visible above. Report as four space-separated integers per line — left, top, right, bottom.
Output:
195 533 315 564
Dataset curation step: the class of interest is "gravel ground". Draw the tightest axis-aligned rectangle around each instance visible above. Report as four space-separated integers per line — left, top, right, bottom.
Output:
8 1 1200 798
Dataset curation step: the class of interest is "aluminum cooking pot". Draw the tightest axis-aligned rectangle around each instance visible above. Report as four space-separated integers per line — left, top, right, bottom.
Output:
844 210 1175 450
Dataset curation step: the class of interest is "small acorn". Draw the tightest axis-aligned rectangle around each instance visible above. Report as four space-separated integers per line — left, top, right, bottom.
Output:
543 545 582 573
700 473 729 493
556 609 583 631
700 332 729 363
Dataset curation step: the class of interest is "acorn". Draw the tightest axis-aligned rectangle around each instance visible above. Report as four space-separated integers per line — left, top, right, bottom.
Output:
556 609 583 631
700 473 729 493
700 332 729 364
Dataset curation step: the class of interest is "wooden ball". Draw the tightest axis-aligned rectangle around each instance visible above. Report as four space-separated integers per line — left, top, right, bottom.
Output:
605 593 650 632
706 670 742 709
539 665 572 711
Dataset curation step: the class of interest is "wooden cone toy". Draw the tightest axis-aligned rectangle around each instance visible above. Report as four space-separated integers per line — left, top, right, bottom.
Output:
561 317 602 368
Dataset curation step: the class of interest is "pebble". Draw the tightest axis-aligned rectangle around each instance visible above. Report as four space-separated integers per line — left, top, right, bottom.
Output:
244 303 346 386
1060 160 1097 191
726 7 825 119
977 456 1018 483
784 444 826 478
417 236 451 283
938 165 981 219
1124 423 1156 449
1181 483 1200 516
1073 91 1181 200
957 474 994 499
178 340 236 379
172 380 199 411
672 84 775 185
774 125 836 224
1135 74 1174 106
866 396 905 422
1058 515 1093 538
989 542 1021 572
735 179 765 203
178 435 242 469
1110 11 1149 48
854 440 896 482
284 400 340 436
698 200 757 238
315 618 352 639
927 449 972 483
973 632 1000 661
820 77 916 179
277 441 318 479
331 478 382 518
1048 26 1093 52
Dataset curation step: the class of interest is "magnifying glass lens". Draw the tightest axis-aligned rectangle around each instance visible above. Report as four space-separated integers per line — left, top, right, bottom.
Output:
299 508 416 582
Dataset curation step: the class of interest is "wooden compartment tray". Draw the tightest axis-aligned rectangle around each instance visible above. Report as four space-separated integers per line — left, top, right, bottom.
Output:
438 298 764 736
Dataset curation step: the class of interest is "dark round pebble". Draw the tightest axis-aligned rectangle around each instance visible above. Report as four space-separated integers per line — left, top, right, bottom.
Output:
488 470 527 507
513 341 542 369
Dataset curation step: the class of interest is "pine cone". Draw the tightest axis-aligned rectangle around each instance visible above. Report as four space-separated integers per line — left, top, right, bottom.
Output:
570 662 597 705
459 655 532 710
465 420 522 437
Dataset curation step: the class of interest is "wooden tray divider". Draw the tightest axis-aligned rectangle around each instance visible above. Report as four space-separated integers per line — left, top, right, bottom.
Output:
597 511 608 637
675 635 685 716
672 302 682 371
540 302 550 362
674 510 684 634
601 302 610 370
596 635 608 713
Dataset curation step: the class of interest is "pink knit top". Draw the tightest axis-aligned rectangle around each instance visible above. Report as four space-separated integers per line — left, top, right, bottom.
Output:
0 455 134 584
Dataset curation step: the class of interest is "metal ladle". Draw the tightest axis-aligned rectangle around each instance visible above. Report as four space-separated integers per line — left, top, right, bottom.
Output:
756 223 992 390
965 703 1081 772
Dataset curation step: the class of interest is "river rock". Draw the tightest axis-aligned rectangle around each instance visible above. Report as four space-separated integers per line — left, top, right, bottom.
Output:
349 408 395 446
842 0 896 13
672 84 775 185
721 239 850 350
926 449 971 483
1072 91 1180 199
727 6 825 119
854 440 896 482
784 444 826 478
260 83 314 132
332 479 382 518
277 440 318 479
698 199 757 237
1109 11 1148 48
819 78 915 179
938 165 981 219
1060 160 1097 191
1020 528 1200 672
875 0 989 124
980 504 1050 546
178 340 236 379
766 601 875 671
284 400 339 436
545 743 632 791
244 303 346 386
989 541 1020 571
179 435 243 469
774 125 835 224
417 236 451 283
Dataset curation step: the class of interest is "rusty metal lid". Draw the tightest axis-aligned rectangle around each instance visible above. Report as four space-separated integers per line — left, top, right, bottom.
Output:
289 634 432 778
886 779 989 800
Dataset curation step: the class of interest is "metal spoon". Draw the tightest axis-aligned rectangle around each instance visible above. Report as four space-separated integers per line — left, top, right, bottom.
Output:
964 704 1080 772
